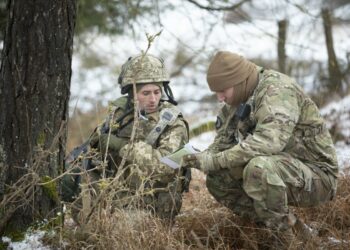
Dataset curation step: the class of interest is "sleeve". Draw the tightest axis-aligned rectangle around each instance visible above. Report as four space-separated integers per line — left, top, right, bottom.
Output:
216 82 300 169
119 118 189 177
207 105 235 154
207 116 228 154
89 107 124 148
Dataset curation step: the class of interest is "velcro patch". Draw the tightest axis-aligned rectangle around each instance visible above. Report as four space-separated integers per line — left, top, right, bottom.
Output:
215 117 222 129
162 111 173 121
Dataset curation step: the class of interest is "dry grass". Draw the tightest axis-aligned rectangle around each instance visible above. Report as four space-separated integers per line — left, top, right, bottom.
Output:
57 109 350 249
51 169 350 249
293 177 350 249
61 209 185 249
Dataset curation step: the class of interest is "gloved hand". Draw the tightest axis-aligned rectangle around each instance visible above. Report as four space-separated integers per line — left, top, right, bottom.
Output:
181 152 219 174
98 134 128 156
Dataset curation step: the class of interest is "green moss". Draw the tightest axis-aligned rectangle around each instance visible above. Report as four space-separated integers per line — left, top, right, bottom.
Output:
0 240 9 250
3 225 26 242
36 131 46 146
41 176 59 203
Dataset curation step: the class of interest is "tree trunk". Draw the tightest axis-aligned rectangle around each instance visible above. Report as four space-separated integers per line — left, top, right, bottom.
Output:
0 0 76 235
321 8 343 94
277 19 288 74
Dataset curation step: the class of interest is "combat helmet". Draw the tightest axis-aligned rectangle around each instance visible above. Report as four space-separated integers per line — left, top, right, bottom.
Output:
118 54 170 94
118 54 177 105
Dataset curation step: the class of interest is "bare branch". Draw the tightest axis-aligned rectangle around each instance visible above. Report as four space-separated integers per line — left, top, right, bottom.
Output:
84 32 162 224
186 0 250 12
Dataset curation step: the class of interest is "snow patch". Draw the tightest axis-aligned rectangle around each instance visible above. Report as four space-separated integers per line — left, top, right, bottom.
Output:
190 131 216 151
2 231 50 250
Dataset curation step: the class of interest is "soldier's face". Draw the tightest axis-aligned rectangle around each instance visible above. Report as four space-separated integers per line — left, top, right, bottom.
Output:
216 86 235 105
137 84 162 113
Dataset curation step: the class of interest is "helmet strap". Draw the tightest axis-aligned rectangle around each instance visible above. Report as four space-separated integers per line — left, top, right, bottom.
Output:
125 88 134 110
163 82 178 105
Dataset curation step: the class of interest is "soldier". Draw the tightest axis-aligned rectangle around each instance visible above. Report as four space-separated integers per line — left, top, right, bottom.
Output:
63 54 190 223
182 51 338 247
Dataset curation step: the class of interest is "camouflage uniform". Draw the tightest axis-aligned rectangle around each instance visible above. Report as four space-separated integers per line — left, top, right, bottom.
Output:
65 54 190 223
88 96 189 220
206 67 338 229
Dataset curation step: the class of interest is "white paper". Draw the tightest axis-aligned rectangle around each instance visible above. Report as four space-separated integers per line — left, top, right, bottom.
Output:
160 143 199 169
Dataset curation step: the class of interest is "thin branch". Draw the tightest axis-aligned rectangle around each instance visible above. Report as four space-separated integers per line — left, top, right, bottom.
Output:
186 0 250 12
167 22 216 77
85 32 162 223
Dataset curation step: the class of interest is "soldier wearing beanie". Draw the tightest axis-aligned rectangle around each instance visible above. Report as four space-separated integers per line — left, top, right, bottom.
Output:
182 51 338 248
206 51 258 106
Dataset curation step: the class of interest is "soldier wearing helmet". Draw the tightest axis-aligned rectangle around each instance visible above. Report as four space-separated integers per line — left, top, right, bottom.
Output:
65 54 190 224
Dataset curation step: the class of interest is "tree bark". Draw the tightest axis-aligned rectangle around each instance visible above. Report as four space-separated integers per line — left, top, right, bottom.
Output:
322 8 343 94
0 0 76 235
277 19 288 74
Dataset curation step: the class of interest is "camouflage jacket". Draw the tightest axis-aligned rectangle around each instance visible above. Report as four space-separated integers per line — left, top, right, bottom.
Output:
93 96 189 184
208 67 338 178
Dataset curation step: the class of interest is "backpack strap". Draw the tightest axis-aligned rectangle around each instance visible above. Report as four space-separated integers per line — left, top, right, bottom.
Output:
145 107 181 146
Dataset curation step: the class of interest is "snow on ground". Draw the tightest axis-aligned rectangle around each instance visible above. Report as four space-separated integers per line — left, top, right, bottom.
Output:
336 141 350 175
322 96 350 173
321 95 350 138
1 231 50 250
190 131 216 151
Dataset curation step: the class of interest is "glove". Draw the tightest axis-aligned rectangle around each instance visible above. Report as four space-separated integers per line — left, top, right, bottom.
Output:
181 152 219 174
98 134 128 155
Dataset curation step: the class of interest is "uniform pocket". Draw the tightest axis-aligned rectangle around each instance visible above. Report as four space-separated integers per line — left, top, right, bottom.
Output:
265 171 288 212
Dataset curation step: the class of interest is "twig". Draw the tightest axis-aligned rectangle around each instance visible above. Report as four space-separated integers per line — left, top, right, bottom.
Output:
84 31 162 223
186 0 249 12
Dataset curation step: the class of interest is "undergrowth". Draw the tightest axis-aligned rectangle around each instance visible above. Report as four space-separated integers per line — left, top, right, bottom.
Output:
48 170 350 250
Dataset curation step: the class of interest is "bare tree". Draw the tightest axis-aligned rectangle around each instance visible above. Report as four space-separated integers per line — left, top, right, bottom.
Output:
277 19 288 74
0 0 76 235
321 8 343 94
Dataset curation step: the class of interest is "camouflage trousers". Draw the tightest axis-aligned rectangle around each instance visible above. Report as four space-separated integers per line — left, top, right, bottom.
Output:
206 154 336 230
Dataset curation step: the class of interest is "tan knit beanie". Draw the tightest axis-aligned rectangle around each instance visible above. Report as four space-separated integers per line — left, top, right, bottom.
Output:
207 51 256 92
207 51 258 106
